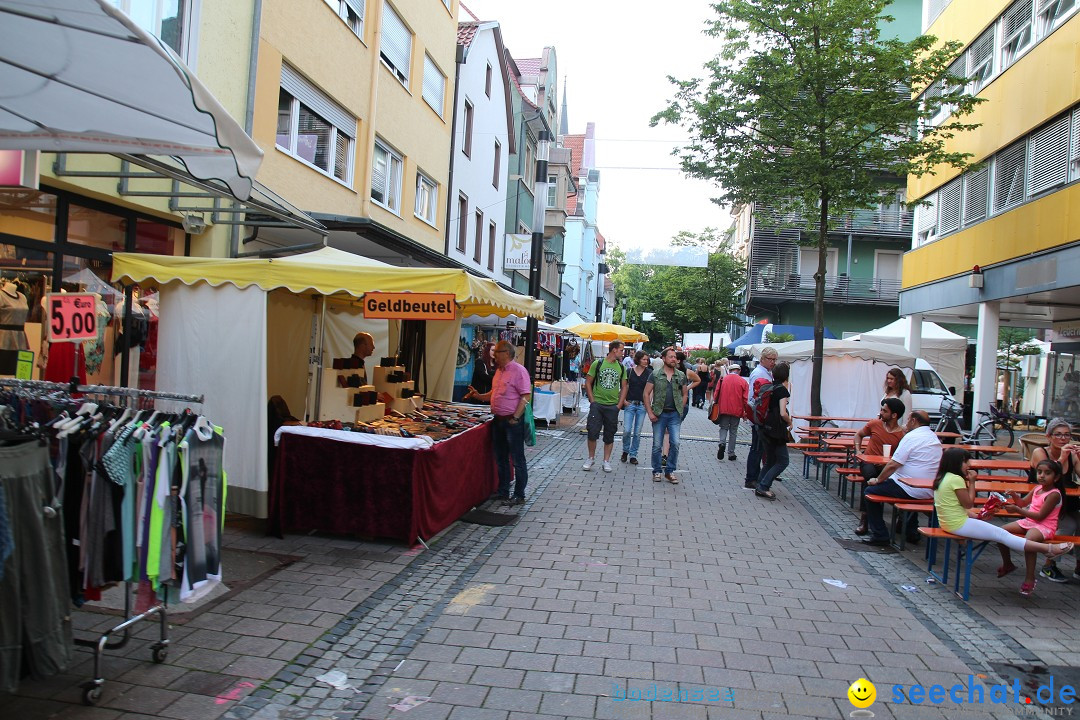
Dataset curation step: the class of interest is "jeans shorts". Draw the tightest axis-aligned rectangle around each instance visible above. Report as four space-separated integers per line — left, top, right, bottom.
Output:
587 402 620 444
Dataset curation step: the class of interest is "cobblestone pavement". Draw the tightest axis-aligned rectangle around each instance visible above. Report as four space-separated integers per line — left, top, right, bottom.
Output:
4 403 1078 719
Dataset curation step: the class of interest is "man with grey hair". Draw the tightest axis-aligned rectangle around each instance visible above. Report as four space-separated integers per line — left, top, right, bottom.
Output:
744 346 778 488
466 340 532 505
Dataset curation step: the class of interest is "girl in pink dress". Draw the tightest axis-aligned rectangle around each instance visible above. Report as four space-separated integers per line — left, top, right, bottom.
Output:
999 459 1067 596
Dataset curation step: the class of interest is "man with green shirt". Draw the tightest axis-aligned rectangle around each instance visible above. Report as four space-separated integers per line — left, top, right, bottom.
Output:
583 340 629 472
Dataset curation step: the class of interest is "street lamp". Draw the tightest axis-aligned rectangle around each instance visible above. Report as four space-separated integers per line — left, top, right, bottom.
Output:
544 248 557 264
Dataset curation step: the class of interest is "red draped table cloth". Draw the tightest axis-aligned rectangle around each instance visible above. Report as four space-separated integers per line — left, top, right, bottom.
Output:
269 422 497 544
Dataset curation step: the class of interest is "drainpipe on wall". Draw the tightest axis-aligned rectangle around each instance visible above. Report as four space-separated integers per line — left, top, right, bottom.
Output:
444 44 465 254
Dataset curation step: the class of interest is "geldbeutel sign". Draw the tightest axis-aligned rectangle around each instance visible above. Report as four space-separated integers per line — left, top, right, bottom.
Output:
363 292 456 321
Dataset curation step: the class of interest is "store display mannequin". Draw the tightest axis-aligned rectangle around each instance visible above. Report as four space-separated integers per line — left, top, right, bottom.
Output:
0 278 29 351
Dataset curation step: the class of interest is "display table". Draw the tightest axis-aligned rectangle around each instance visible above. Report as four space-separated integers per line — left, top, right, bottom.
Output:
544 380 581 411
268 422 497 544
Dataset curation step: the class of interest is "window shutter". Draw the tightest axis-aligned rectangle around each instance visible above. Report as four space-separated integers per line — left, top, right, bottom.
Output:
993 141 1027 211
280 64 355 137
422 55 445 116
1072 108 1080 180
962 167 988 224
938 179 961 233
380 4 412 81
927 0 953 25
918 193 937 231
343 0 364 20
1028 114 1070 195
371 144 387 203
1005 0 1034 37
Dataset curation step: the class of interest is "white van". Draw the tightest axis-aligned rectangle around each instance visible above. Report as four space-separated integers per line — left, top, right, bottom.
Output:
908 358 956 421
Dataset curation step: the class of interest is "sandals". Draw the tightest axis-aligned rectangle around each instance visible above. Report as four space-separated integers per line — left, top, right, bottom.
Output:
997 563 1018 578
1020 580 1036 597
653 473 663 482
755 490 777 500
665 474 679 484
1048 542 1075 560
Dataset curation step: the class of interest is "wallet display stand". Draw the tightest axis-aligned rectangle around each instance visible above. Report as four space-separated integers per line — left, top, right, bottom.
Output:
320 366 385 423
374 365 423 415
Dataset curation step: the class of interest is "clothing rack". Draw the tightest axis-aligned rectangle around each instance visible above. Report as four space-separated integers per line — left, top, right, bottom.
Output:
0 378 204 705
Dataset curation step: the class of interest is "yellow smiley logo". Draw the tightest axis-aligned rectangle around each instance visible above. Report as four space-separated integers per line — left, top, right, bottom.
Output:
848 678 876 709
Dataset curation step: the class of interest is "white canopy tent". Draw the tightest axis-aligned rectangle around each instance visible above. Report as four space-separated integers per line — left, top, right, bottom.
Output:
852 318 968 398
553 312 591 329
736 339 917 432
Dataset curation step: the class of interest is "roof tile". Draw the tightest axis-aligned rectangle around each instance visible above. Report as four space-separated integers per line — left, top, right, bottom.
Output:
457 21 480 48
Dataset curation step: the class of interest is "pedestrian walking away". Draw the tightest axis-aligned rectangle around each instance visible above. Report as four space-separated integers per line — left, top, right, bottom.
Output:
744 346 778 488
583 341 628 473
713 363 747 461
755 361 792 500
621 350 652 465
464 340 532 505
644 347 688 484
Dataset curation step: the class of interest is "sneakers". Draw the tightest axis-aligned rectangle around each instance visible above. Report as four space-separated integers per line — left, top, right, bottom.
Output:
603 461 613 473
582 458 594 471
620 452 628 463
629 457 639 465
717 447 723 460
1041 564 1068 583
728 454 737 461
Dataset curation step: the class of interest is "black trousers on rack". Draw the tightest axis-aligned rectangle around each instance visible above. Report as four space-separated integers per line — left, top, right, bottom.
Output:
0 441 72 693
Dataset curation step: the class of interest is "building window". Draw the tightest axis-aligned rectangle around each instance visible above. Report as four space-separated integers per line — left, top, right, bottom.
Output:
1028 114 1070 196
463 100 474 157
371 139 403 212
276 66 356 184
937 178 961 233
546 175 558 208
414 172 438 226
1038 0 1077 37
422 55 445 117
524 144 534 192
473 210 484 263
380 3 412 85
1071 108 1080 181
109 0 189 58
1001 0 1034 70
962 166 989 225
485 63 493 97
457 194 468 252
966 27 995 93
993 140 1027 212
488 221 496 271
916 194 937 246
492 140 501 188
322 0 364 37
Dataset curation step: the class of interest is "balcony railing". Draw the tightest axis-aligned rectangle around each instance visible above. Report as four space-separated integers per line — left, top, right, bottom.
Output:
757 206 913 237
748 271 901 305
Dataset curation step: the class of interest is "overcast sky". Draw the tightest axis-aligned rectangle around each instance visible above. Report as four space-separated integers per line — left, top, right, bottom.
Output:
460 0 730 254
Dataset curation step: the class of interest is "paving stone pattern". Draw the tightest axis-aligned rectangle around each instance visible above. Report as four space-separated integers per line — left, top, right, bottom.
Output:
4 404 1072 719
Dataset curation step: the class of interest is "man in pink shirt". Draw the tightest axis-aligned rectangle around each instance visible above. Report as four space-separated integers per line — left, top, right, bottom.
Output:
465 340 532 505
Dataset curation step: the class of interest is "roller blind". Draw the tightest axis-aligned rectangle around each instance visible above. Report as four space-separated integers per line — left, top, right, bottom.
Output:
962 167 988 225
993 141 1027 211
938 178 961 233
917 193 937 231
1028 114 1070 195
422 55 445 116
380 4 412 82
280 63 355 137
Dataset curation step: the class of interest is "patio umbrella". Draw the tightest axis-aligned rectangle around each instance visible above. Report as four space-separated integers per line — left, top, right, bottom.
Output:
0 0 263 200
566 322 648 343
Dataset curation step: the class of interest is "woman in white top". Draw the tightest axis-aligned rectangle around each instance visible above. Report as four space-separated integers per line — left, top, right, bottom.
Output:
883 368 913 426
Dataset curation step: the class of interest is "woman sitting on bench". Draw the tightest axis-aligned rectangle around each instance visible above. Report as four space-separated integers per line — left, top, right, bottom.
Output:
933 447 1074 596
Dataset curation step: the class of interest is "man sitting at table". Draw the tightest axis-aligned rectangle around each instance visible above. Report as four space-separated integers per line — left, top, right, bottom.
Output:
854 398 906 536
862 410 942 546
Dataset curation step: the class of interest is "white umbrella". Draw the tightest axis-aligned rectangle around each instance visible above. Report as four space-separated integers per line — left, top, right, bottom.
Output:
0 0 263 200
62 268 122 300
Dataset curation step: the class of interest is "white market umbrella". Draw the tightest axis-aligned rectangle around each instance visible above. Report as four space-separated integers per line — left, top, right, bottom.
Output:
0 0 263 200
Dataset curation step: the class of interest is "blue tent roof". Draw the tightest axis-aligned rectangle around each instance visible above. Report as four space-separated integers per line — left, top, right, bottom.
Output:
725 324 835 352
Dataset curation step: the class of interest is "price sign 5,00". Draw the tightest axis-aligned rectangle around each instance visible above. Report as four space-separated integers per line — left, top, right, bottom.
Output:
47 293 99 343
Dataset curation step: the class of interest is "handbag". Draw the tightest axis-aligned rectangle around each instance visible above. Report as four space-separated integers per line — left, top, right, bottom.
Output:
708 403 722 424
523 401 537 447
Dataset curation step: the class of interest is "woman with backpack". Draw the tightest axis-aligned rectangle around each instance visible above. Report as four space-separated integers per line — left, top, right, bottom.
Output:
754 362 792 500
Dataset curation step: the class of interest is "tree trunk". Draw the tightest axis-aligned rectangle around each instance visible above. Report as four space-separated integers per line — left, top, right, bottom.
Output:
811 191 829 418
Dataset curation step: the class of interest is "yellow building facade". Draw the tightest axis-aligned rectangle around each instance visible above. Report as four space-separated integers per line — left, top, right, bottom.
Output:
900 0 1080 420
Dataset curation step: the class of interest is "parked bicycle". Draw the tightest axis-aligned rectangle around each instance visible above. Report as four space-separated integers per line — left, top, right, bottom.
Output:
934 397 1015 447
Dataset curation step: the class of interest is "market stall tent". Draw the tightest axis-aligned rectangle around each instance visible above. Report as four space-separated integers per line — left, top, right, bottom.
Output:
736 339 916 433
112 247 543 518
851 318 967 399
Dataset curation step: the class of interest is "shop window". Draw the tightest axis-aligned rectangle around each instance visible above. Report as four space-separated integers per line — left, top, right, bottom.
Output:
0 243 50 378
67 204 126 252
135 220 185 255
0 190 57 243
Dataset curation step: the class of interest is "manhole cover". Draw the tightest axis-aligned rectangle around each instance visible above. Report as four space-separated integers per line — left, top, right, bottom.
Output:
835 538 897 553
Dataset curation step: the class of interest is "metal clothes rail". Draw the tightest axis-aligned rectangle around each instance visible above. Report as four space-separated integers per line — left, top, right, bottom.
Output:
0 378 203 704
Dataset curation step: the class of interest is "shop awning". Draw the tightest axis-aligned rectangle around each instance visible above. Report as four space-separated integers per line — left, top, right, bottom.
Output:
567 322 649 342
111 247 546 319
0 0 262 201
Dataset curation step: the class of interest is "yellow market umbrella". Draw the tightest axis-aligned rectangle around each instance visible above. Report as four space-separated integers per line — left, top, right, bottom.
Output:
567 322 648 342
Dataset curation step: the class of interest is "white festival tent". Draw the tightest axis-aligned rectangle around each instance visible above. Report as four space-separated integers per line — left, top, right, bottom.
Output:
736 339 917 435
852 318 968 399
553 312 591 330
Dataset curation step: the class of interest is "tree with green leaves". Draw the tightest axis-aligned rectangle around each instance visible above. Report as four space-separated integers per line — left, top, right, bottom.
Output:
652 0 981 417
611 228 745 350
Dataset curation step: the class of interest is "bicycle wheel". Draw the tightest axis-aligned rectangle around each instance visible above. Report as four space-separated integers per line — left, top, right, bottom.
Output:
973 419 1014 447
